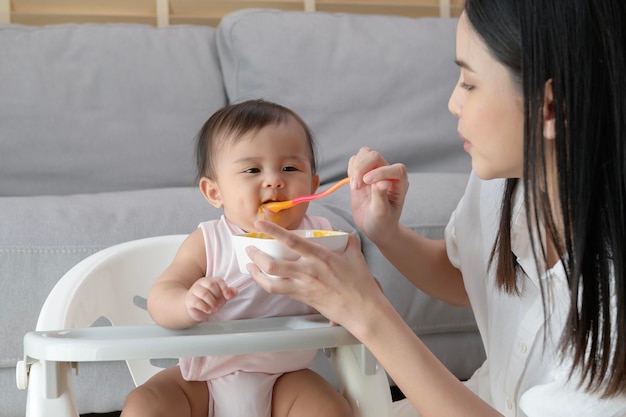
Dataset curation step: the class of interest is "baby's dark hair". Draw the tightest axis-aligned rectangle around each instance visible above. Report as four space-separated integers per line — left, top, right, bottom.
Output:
195 99 317 183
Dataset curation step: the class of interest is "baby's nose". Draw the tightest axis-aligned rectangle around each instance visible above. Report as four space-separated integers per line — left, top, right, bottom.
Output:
263 172 285 188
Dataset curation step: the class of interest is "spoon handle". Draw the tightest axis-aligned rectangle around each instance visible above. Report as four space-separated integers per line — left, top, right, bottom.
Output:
262 177 350 213
290 177 351 205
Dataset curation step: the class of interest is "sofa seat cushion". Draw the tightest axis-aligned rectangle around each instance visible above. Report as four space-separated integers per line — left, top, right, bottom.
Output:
0 186 357 370
0 183 358 415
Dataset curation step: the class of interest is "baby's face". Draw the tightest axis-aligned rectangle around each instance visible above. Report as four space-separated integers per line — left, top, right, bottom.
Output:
205 119 319 232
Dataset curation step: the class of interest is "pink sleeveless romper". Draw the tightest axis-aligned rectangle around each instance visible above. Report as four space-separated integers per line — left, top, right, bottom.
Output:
179 215 333 417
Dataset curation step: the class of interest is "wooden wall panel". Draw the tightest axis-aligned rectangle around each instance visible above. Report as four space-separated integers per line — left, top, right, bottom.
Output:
1 0 463 26
9 0 157 25
168 0 306 26
316 0 463 18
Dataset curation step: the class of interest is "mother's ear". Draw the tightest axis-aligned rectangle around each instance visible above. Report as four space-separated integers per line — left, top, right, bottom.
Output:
543 79 556 140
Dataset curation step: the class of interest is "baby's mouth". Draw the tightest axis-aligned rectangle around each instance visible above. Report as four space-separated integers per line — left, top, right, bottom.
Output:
261 195 287 205
258 197 287 217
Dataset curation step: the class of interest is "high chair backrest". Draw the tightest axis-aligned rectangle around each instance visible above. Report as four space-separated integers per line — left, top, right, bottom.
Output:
35 235 187 385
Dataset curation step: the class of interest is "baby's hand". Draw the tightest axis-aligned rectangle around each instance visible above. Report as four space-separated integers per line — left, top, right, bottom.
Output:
185 277 238 322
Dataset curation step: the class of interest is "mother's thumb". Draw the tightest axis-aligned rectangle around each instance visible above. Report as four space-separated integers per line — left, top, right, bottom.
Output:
370 181 393 212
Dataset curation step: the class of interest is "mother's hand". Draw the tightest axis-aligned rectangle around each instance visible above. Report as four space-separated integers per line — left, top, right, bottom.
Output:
348 147 409 245
245 220 384 330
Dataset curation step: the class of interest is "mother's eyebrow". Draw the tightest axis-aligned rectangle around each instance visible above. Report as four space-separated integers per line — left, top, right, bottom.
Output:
454 59 476 72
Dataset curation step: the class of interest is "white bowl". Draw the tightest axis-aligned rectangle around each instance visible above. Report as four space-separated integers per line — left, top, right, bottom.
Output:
231 229 349 276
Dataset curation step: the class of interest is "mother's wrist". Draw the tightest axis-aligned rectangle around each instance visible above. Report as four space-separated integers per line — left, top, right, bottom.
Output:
369 224 401 250
342 290 393 343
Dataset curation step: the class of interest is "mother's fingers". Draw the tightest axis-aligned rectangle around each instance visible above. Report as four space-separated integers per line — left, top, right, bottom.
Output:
245 222 360 294
245 244 318 304
247 232 376 327
252 220 333 259
362 162 408 185
348 147 389 189
246 259 297 294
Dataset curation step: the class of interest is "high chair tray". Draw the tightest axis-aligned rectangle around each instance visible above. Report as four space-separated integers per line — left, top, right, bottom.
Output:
23 314 360 362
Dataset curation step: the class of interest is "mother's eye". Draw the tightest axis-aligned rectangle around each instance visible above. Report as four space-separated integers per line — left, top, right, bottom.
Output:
459 81 475 91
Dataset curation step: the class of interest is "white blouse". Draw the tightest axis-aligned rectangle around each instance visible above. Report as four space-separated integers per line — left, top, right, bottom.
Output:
440 172 626 417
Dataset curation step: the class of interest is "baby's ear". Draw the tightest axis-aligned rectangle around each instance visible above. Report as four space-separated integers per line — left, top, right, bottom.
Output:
543 79 556 140
199 177 223 208
311 173 320 193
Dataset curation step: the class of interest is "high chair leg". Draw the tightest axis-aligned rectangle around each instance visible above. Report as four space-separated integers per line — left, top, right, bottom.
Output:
25 360 79 417
332 345 392 417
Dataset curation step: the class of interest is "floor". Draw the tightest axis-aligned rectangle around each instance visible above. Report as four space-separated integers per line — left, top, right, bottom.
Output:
390 385 406 401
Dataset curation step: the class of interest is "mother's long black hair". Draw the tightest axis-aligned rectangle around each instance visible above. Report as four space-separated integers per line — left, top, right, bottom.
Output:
465 0 626 397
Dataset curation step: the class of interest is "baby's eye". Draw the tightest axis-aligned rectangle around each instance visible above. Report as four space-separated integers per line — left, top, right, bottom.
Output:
459 81 475 91
244 168 261 174
283 166 299 172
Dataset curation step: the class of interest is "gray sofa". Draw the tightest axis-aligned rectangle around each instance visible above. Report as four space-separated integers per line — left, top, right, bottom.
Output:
0 9 484 416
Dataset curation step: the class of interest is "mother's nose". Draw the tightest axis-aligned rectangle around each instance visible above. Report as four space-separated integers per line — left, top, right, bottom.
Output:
448 83 462 117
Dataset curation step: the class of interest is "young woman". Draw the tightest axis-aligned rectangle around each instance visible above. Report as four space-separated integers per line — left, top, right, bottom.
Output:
246 1 626 416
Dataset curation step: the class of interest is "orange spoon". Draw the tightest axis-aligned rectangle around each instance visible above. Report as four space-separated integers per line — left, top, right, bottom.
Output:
260 177 351 214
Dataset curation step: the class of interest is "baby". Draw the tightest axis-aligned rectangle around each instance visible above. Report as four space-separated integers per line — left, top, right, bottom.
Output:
121 99 352 417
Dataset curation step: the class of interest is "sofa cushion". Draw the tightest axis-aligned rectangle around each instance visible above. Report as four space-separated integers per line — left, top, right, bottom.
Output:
0 23 227 196
0 188 357 367
0 187 358 415
217 9 470 185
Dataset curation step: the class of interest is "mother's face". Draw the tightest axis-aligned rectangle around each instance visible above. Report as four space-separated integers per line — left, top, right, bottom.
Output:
448 12 525 180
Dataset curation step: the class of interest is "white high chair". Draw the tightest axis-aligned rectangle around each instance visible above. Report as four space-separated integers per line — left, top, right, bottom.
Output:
17 235 392 417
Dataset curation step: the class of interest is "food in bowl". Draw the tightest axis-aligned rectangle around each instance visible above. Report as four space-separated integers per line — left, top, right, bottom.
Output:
231 229 349 276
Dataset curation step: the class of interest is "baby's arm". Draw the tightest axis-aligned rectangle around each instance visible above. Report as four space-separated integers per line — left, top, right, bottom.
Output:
147 228 237 329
